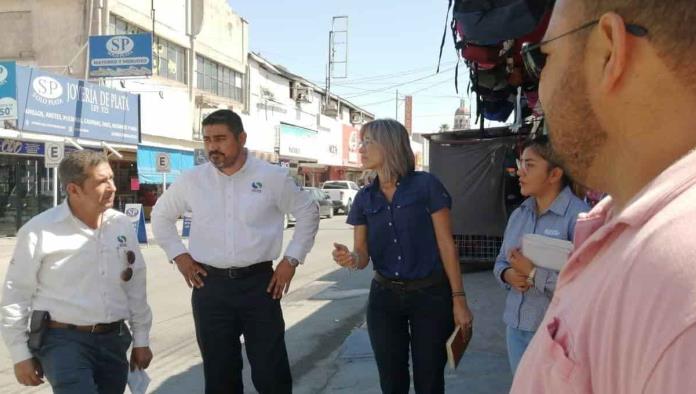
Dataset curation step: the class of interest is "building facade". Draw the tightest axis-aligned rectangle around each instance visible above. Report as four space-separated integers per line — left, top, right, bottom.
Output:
247 53 372 187
0 0 371 235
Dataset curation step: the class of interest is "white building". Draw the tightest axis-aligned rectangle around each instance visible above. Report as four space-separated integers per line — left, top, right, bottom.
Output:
0 0 371 235
246 53 373 186
0 0 250 231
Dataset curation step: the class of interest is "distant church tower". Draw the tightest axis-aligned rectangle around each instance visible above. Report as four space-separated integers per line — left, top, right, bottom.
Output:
453 99 471 130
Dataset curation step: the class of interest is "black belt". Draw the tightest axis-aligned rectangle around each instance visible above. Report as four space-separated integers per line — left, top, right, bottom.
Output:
201 261 272 279
374 270 447 292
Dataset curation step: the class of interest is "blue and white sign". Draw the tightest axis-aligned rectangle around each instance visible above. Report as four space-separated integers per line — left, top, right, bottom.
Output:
182 212 192 238
16 66 140 144
88 33 153 78
0 138 44 156
0 61 17 120
125 203 148 244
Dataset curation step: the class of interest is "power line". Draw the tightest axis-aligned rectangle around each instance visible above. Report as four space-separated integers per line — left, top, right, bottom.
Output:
406 78 452 95
308 61 457 85
355 76 459 108
344 66 456 99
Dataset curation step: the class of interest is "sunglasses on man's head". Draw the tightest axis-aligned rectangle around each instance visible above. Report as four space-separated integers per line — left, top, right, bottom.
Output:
521 20 649 81
121 250 136 282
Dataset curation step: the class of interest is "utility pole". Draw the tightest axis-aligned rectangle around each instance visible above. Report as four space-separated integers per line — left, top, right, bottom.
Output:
151 0 156 35
325 16 348 111
395 90 399 119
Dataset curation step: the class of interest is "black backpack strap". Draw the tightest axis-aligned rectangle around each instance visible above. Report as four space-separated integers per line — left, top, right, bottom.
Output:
436 0 454 73
454 57 460 94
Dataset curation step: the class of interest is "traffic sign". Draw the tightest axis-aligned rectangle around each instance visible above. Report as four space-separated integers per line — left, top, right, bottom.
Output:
156 152 170 173
194 148 208 165
44 142 64 168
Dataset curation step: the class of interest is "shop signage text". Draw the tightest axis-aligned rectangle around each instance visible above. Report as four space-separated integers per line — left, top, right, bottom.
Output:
89 33 153 78
0 138 44 156
279 123 318 159
16 66 140 144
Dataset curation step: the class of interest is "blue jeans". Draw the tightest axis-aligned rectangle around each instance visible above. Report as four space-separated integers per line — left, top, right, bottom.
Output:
506 326 536 375
35 325 131 394
367 279 454 394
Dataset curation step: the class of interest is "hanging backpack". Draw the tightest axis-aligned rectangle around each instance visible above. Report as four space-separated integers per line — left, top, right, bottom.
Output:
483 98 515 122
511 10 552 68
458 42 504 69
453 0 549 45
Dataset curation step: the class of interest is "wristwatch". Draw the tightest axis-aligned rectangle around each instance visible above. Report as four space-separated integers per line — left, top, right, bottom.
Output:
526 268 537 286
285 256 300 267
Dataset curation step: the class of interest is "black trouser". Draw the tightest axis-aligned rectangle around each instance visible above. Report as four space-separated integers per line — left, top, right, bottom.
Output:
191 267 292 394
367 279 454 394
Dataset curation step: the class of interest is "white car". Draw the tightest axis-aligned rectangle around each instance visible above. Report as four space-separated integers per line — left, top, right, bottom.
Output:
322 180 360 215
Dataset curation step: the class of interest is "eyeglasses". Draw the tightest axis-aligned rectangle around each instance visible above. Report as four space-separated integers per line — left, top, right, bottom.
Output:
358 139 374 149
120 250 136 282
521 20 649 80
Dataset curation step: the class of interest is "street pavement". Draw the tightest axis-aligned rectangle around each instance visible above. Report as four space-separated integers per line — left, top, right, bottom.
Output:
0 216 512 393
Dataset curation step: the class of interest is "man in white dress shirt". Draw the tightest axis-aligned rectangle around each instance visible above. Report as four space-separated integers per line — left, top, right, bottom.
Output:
152 109 320 393
0 150 153 393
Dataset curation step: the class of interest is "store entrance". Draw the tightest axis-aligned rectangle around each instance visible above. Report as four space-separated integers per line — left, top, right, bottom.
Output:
0 156 58 237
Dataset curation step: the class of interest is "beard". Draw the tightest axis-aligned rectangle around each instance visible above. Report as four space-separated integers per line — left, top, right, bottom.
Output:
208 150 241 170
544 62 607 190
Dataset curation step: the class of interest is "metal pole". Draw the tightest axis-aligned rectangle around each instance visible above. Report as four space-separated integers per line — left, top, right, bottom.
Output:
53 167 58 207
395 90 399 119
326 31 333 107
151 0 156 35
163 173 167 192
84 0 95 79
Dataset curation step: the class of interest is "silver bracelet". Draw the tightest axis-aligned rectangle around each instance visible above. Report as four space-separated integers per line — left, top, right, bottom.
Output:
350 252 360 270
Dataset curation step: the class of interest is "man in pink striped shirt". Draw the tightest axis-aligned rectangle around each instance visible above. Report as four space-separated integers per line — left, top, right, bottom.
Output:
512 0 696 392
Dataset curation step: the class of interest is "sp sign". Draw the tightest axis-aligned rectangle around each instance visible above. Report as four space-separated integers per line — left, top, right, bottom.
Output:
89 33 153 78
0 65 8 85
32 76 64 100
106 36 135 56
44 142 64 168
156 152 171 173
0 61 17 120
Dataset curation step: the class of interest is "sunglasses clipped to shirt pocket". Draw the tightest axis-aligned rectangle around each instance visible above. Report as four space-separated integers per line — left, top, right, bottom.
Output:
118 246 137 282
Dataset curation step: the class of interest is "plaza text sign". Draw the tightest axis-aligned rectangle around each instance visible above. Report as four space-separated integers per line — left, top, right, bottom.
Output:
16 66 140 144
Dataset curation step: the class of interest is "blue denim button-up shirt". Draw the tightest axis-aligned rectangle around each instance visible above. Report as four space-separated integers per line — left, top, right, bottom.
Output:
493 186 589 332
347 172 451 280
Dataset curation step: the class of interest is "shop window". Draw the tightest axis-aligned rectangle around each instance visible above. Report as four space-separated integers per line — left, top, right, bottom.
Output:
196 55 246 102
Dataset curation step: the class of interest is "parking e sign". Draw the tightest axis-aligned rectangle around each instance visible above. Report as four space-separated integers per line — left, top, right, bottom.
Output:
156 152 171 173
44 142 64 168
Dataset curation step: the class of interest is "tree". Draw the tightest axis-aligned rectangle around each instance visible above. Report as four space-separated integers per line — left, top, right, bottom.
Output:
439 123 450 132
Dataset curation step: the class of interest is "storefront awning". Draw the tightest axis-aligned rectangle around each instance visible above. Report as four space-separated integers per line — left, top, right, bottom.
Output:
137 145 194 184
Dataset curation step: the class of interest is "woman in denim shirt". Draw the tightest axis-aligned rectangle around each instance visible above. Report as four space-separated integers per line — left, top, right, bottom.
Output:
494 136 589 374
332 119 473 394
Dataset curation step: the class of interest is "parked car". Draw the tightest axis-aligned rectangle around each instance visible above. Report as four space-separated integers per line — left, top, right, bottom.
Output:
322 180 360 215
284 187 334 228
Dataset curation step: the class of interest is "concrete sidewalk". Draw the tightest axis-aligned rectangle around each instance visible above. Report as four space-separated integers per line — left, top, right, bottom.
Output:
295 269 514 394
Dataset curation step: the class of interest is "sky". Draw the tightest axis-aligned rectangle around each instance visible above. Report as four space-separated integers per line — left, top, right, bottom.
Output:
229 0 475 134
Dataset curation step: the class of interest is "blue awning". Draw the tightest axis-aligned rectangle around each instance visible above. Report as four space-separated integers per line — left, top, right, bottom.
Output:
137 145 194 184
